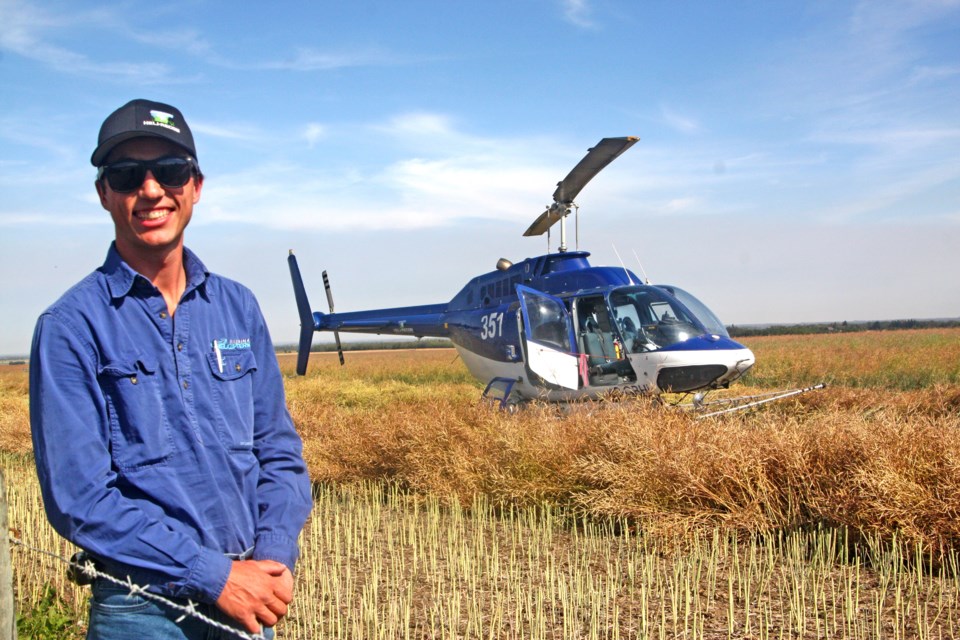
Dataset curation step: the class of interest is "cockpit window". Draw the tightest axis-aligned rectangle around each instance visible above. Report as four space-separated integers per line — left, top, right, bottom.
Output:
522 292 572 352
610 286 707 352
656 285 730 338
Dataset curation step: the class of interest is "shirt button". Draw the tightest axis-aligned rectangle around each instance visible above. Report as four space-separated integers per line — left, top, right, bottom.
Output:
182 380 189 389
159 311 168 319
177 343 184 352
235 364 242 372
130 376 138 385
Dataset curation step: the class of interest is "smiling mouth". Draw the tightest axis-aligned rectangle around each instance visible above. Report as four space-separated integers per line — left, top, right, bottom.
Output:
135 209 170 221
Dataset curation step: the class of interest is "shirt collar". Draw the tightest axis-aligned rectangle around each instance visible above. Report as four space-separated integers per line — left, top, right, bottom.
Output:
102 242 210 300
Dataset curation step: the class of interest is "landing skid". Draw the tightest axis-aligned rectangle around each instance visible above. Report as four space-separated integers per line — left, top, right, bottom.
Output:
482 377 521 412
480 375 827 418
675 383 828 419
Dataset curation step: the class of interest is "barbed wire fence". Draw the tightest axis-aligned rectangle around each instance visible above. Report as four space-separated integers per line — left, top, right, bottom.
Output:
1 471 16 640
6 532 267 640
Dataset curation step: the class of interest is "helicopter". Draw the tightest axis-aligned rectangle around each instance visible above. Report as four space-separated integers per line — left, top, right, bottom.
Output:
287 136 758 407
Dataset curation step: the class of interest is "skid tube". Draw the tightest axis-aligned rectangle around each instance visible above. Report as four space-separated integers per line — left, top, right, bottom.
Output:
683 383 827 419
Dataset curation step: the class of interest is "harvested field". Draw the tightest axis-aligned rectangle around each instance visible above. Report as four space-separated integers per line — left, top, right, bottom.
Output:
5 328 960 638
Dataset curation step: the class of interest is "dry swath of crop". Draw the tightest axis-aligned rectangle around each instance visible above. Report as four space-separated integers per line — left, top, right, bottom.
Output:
281 340 960 555
0 364 30 454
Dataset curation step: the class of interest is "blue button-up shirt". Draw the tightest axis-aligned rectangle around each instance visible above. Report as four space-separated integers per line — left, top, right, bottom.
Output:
29 244 312 603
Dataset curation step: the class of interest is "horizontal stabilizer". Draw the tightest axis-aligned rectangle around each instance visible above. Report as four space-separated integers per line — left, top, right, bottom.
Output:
322 304 450 338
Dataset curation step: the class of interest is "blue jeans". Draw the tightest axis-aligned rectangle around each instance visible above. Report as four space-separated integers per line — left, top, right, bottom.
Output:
86 580 275 640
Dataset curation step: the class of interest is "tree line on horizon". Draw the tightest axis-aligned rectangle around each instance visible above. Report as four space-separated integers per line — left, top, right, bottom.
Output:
726 317 960 337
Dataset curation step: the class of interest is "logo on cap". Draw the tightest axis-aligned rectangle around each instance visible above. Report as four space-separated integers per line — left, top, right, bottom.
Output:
150 110 174 125
145 110 181 133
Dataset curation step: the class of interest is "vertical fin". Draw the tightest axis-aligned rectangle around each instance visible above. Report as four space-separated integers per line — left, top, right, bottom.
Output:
287 251 317 375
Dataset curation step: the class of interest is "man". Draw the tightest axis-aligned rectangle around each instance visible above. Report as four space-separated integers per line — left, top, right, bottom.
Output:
29 99 313 639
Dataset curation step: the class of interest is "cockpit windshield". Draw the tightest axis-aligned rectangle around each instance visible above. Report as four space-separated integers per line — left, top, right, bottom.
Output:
655 285 730 338
609 286 714 352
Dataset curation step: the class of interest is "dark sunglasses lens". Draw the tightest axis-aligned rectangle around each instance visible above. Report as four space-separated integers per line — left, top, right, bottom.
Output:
105 164 146 192
103 158 194 192
152 158 194 188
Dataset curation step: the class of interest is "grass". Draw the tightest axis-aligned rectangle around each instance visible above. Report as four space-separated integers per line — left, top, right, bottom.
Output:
4 327 960 637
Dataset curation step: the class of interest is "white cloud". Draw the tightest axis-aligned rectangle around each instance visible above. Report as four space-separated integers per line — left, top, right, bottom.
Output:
0 212 104 227
181 116 614 233
0 1 188 83
813 162 960 223
379 112 458 138
659 106 701 135
909 64 960 84
130 28 212 57
191 121 264 142
303 123 326 148
252 47 409 72
850 0 960 37
561 0 597 29
664 197 701 214
197 149 557 232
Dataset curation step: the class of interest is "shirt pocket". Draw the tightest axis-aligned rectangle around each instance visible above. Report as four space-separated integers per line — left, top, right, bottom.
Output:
99 354 174 471
206 349 257 451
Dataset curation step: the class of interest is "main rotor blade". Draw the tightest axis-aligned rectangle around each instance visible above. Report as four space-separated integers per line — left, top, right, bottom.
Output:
523 205 564 237
524 136 640 237
552 136 639 205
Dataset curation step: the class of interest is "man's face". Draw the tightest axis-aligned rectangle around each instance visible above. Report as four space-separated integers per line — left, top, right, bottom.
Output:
96 137 203 261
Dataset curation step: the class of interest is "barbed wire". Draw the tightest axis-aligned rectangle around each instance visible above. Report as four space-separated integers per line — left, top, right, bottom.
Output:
8 534 267 640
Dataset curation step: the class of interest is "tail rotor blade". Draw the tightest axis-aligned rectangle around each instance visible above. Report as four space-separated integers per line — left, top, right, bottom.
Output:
322 270 345 366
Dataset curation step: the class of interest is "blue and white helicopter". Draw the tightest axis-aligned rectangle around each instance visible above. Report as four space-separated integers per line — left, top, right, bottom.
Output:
288 137 758 407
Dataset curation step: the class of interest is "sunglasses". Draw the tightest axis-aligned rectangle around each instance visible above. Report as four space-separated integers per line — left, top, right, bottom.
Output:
97 156 199 193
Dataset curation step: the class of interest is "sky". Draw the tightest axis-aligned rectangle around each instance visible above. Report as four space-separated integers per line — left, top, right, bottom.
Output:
1 0 958 357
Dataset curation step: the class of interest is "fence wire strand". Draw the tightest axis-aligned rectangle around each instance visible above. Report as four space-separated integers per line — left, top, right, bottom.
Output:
8 534 267 640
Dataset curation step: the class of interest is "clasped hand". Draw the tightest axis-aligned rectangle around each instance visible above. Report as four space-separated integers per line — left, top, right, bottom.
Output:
216 559 294 633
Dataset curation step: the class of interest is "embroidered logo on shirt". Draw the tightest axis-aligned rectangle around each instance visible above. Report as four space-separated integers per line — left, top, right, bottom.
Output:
212 337 251 373
215 338 251 350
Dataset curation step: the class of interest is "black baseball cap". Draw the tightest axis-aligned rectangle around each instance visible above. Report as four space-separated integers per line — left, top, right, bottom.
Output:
91 99 197 166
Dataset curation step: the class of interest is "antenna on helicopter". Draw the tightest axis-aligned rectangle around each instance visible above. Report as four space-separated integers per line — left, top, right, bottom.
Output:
523 136 639 251
632 248 651 284
612 244 637 285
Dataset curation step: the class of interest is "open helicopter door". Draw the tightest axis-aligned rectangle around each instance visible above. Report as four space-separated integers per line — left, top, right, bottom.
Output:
517 285 580 390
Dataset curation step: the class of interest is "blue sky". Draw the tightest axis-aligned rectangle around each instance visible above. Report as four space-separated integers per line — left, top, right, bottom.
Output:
1 0 958 356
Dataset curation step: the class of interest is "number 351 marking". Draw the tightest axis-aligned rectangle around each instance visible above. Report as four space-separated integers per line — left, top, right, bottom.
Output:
481 312 504 339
